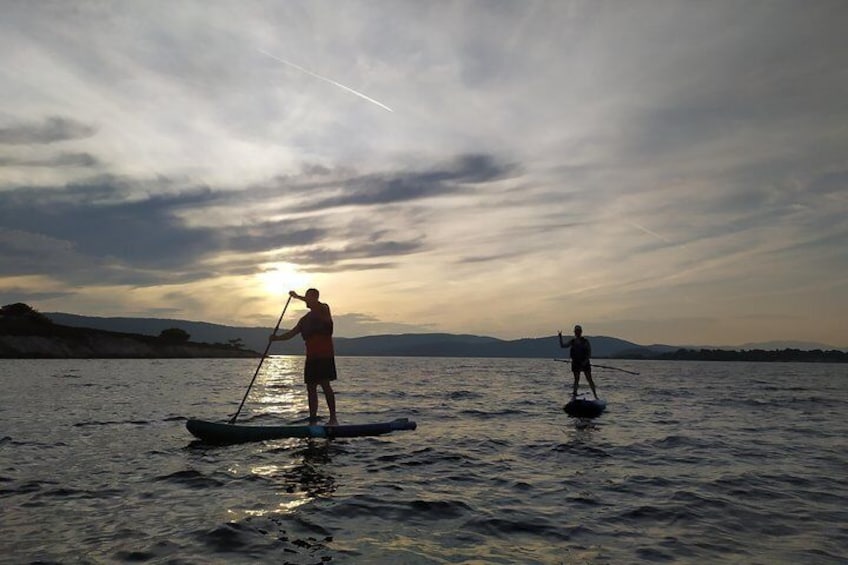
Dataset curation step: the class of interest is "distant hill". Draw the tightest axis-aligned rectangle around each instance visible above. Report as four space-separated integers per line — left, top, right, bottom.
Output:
43 311 847 359
45 312 654 358
46 312 306 355
334 333 652 358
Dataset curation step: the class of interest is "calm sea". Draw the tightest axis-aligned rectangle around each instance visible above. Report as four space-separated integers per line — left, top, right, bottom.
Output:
1 357 846 564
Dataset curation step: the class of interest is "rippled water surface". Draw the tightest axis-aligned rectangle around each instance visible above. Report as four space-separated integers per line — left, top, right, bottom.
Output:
2 357 847 564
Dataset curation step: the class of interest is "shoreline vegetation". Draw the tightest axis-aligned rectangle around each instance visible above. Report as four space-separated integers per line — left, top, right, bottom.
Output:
613 349 848 363
2 303 846 362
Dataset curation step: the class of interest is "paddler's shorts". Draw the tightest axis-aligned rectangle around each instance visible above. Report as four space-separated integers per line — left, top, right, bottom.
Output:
571 359 591 373
304 357 337 384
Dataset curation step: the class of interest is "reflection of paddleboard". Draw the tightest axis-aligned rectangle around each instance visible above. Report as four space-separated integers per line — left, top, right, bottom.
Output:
563 398 607 418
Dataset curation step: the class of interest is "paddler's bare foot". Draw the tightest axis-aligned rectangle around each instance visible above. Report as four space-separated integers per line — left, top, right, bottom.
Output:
327 418 339 427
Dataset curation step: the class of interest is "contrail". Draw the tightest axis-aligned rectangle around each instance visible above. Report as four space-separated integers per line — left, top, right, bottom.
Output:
258 48 394 113
628 221 672 243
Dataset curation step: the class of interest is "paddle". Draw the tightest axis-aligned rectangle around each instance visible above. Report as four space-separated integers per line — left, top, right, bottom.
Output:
554 359 640 375
592 363 640 375
229 295 293 424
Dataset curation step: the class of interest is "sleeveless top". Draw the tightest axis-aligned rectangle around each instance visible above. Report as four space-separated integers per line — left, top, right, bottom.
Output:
297 308 334 359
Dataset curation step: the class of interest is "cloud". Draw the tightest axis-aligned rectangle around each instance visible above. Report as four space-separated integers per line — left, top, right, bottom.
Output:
0 180 313 284
0 152 514 285
291 154 518 212
0 152 98 167
284 239 424 272
0 287 73 305
0 117 97 145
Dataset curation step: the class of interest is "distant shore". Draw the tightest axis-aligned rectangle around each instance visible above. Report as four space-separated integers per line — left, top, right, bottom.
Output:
0 310 259 359
2 303 845 361
0 334 260 359
614 348 848 363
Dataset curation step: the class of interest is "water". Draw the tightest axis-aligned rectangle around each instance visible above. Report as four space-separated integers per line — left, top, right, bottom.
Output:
1 357 846 564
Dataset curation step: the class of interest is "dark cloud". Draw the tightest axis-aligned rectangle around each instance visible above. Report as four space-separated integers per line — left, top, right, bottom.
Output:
284 238 424 270
0 289 74 305
0 152 98 167
457 250 526 264
292 154 518 211
0 183 217 267
0 180 326 284
808 170 848 196
0 228 91 278
0 117 97 145
300 261 397 274
0 152 511 284
227 222 328 255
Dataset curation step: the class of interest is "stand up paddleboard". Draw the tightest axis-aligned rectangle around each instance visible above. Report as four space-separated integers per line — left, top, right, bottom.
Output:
186 417 416 444
563 397 607 418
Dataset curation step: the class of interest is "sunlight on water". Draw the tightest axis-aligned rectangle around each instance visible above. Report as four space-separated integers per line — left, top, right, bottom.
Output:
250 464 287 476
254 356 304 418
225 453 320 518
232 497 312 518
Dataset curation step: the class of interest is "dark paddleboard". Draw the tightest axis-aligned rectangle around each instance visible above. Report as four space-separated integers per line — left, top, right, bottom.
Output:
186 417 417 444
563 398 607 418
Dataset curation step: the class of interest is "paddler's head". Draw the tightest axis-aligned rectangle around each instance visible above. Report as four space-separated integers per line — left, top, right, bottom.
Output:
304 288 320 308
574 324 583 336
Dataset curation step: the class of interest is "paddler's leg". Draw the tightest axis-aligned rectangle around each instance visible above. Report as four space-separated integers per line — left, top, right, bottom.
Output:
585 368 598 399
571 370 580 397
319 379 338 426
306 382 319 422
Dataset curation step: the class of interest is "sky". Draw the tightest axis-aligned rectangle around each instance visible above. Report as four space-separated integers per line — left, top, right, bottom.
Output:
1 1 846 347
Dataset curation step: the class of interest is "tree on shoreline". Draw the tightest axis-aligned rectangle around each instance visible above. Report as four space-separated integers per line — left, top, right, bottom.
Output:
1 303 53 325
158 328 191 344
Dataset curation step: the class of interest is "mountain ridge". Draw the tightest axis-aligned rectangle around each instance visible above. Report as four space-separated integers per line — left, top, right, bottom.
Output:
44 312 846 357
45 312 650 357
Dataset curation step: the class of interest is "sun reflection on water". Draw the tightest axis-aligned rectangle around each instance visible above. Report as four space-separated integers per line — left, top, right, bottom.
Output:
226 440 337 520
253 356 305 419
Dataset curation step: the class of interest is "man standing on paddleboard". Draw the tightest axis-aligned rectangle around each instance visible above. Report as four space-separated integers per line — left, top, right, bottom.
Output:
269 289 339 426
558 325 599 399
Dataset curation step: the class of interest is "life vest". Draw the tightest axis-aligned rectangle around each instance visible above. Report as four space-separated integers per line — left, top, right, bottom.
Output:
298 309 334 359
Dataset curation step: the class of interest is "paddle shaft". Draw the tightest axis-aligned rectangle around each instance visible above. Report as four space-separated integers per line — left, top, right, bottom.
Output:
554 359 640 375
593 363 640 375
230 295 292 423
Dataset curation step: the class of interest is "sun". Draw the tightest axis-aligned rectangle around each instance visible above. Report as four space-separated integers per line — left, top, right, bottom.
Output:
256 262 312 296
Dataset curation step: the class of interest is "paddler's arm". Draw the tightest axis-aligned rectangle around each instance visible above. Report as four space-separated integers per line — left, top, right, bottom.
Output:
558 331 570 348
270 322 301 342
288 289 332 322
